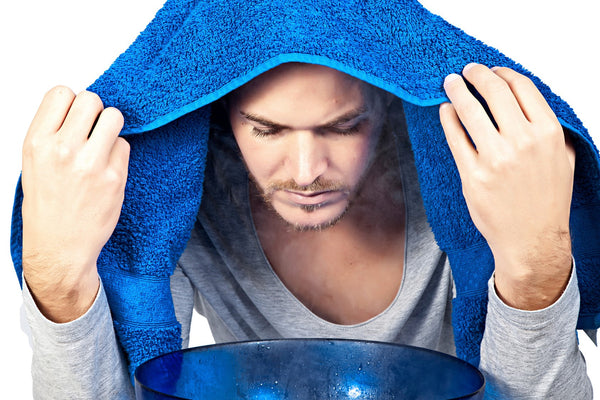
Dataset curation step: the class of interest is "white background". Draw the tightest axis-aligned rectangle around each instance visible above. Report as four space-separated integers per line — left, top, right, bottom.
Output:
0 0 597 396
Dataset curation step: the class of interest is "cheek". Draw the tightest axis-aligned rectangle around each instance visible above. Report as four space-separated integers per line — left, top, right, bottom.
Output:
339 132 380 180
232 130 281 182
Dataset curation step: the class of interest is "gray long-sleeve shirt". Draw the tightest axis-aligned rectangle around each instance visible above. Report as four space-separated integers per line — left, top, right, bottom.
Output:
21 112 593 399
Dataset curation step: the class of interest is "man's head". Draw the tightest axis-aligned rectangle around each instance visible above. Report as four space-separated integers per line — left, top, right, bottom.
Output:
227 63 392 231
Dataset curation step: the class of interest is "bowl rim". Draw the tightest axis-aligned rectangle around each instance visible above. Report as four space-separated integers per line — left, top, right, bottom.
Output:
134 338 486 399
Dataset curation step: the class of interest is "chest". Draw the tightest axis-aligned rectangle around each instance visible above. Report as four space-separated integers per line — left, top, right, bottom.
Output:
255 210 406 325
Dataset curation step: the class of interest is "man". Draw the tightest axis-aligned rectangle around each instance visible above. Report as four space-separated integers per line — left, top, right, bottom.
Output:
13 1 600 398
20 61 591 398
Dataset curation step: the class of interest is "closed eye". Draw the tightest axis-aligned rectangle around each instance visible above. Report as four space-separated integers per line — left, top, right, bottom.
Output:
323 120 365 135
242 109 369 138
251 126 282 137
251 120 366 138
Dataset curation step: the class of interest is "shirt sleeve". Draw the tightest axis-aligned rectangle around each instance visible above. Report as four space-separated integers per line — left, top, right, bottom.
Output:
479 260 593 399
22 277 135 400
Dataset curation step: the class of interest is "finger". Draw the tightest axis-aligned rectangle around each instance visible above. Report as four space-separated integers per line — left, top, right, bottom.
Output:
565 133 576 172
86 107 125 163
443 73 498 151
461 63 528 131
108 137 130 184
58 91 104 143
26 86 76 138
439 102 478 173
491 67 557 123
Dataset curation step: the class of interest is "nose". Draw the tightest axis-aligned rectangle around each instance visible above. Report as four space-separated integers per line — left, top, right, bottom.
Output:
285 130 328 187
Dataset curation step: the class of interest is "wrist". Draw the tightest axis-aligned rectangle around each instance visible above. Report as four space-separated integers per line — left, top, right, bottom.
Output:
493 255 572 311
23 263 100 323
490 228 573 310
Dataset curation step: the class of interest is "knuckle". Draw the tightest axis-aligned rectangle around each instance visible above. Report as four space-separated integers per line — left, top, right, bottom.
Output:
532 119 563 143
514 133 536 152
108 138 131 168
22 140 34 160
104 168 121 185
22 135 42 157
117 137 131 155
45 85 76 102
542 120 563 137
72 157 97 177
487 150 515 173
487 157 504 173
493 66 512 74
103 107 125 127
40 86 76 116
55 141 76 162
77 90 104 111
470 168 491 187
511 73 534 88
494 67 532 86
483 78 509 95
463 110 489 130
461 101 482 118
105 166 127 189
463 63 486 77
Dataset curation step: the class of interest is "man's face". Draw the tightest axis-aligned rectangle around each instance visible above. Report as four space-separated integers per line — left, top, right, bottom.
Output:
228 63 387 231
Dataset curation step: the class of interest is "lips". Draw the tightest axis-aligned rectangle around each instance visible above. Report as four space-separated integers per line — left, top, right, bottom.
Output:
281 190 346 207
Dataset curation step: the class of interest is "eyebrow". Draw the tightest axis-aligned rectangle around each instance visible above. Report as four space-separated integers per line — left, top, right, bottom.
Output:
239 107 369 130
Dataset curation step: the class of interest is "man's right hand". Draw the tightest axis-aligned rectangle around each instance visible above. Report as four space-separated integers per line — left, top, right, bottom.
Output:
21 86 130 323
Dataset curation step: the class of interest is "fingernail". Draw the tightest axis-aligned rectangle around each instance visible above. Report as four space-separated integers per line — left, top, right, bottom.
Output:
463 62 479 73
444 73 461 86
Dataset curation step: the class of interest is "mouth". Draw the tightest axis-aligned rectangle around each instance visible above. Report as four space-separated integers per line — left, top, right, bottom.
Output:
282 190 346 206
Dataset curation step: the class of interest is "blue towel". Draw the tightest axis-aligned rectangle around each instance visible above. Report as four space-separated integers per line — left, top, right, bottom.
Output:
11 0 600 377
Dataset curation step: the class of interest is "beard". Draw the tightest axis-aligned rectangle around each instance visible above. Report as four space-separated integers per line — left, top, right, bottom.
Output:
250 173 369 232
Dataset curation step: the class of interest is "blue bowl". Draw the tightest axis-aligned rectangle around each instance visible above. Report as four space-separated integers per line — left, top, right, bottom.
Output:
135 339 485 399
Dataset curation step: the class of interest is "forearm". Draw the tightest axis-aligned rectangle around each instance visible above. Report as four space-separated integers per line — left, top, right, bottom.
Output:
22 277 134 400
479 262 592 399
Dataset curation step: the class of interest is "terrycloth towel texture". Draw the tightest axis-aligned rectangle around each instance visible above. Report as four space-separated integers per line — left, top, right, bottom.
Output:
11 0 600 376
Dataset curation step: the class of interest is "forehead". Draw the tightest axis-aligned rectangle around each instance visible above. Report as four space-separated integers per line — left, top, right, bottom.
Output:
230 63 373 113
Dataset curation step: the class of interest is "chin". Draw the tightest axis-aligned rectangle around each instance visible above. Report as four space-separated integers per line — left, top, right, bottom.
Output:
273 202 349 232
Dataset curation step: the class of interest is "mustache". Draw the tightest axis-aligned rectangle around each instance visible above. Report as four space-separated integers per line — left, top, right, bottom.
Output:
264 177 348 194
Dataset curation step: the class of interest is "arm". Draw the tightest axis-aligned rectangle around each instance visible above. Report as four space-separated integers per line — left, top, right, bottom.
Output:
480 261 592 399
439 64 591 396
20 87 130 395
21 265 195 399
21 86 129 323
23 278 134 399
440 64 574 311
